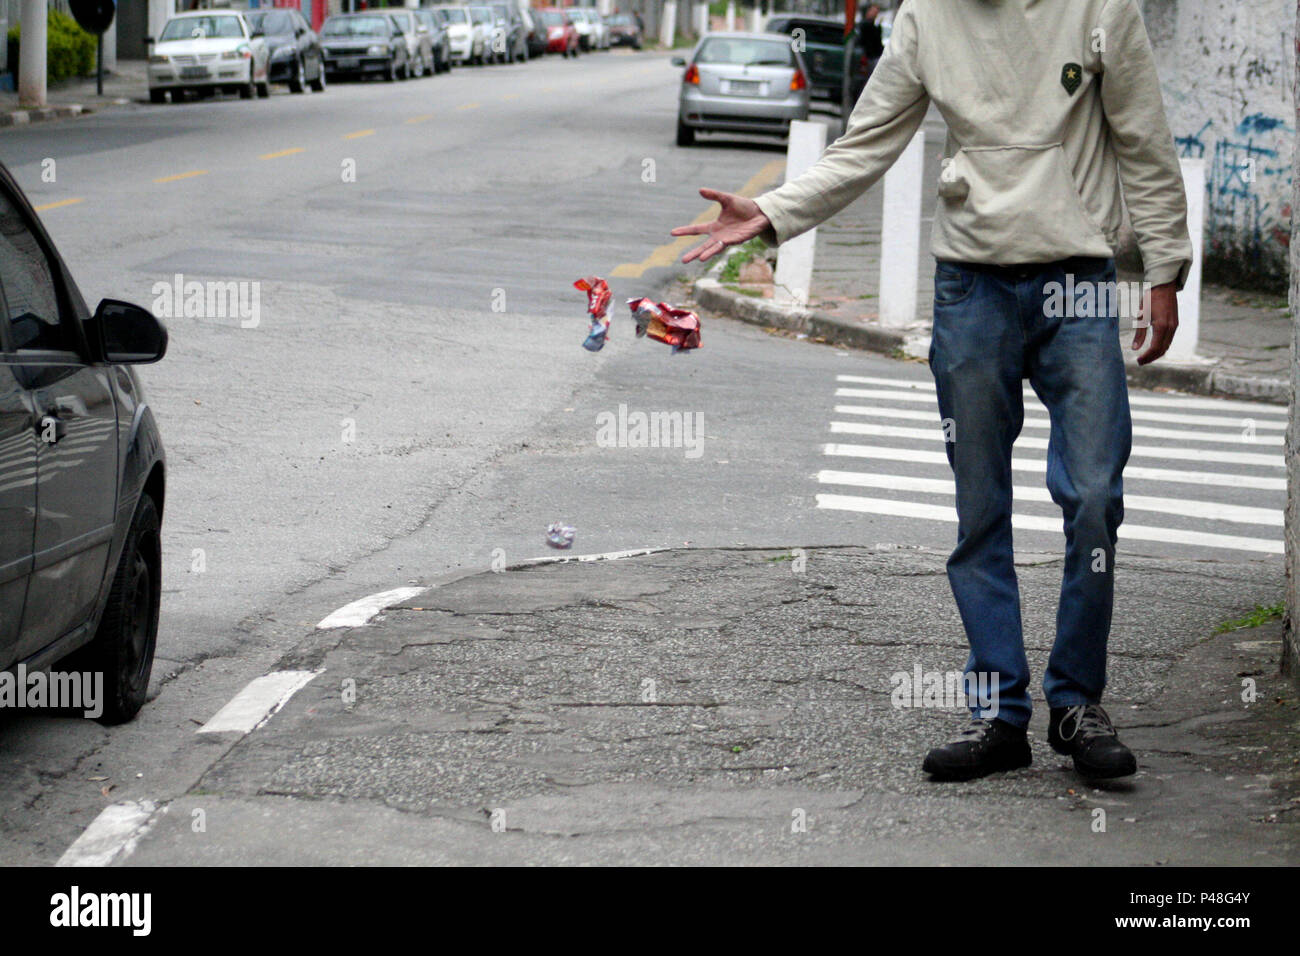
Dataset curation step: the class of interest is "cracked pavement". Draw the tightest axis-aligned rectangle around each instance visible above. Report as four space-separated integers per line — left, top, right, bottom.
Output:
121 546 1300 865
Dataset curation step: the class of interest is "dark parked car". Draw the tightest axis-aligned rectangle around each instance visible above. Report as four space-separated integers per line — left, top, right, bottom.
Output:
605 12 642 49
765 14 866 104
320 12 410 81
0 162 167 724
244 8 326 93
413 8 453 72
489 3 528 63
522 7 547 58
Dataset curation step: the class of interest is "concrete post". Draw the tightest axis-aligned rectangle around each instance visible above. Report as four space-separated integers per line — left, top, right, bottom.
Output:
1165 158 1206 363
693 2 707 36
878 129 925 327
773 120 828 307
17 0 46 108
659 0 676 47
725 1 735 31
1283 0 1300 681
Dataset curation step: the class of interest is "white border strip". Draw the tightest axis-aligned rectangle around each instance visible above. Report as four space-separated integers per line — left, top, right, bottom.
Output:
56 800 163 867
316 586 426 630
197 670 320 735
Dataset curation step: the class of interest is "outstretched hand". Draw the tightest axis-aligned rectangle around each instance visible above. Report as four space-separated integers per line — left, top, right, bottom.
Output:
671 188 772 264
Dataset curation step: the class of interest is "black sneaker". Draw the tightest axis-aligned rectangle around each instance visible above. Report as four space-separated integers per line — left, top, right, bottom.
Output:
921 717 1031 781
1048 704 1137 779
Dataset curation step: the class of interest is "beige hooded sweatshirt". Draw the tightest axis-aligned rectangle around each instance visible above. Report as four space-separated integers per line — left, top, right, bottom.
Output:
753 0 1193 289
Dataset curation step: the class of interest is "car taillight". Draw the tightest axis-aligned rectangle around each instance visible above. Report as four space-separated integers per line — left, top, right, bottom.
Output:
683 62 699 84
790 68 806 91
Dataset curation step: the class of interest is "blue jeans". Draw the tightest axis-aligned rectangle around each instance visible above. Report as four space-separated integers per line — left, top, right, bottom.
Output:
927 257 1132 729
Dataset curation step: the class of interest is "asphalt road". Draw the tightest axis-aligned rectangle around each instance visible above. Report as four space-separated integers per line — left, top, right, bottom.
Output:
0 50 1286 864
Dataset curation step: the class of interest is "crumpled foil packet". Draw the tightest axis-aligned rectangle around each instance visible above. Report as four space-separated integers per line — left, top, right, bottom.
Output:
626 297 702 353
574 277 613 352
545 523 575 549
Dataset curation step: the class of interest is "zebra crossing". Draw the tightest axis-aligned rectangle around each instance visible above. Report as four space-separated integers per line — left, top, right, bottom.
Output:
815 374 1288 556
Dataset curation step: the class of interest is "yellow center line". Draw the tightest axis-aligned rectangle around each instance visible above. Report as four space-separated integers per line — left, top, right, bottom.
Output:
405 113 435 124
501 93 519 100
457 102 480 111
611 158 786 279
344 129 375 139
260 147 305 160
153 169 208 184
34 198 84 212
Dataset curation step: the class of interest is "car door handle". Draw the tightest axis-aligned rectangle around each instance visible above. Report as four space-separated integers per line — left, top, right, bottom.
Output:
37 414 66 444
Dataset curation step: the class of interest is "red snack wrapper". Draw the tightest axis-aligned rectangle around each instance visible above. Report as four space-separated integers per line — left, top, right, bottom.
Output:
574 277 611 320
626 297 702 353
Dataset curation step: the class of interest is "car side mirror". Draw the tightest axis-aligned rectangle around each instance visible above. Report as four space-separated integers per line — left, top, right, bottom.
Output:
671 56 686 67
93 300 168 365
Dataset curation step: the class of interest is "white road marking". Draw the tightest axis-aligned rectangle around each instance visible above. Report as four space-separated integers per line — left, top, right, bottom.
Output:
197 670 320 735
832 404 1284 444
828 421 1285 468
823 442 1287 490
56 800 162 867
815 493 1283 554
835 373 1289 417
517 547 667 565
315 586 426 629
816 469 1283 527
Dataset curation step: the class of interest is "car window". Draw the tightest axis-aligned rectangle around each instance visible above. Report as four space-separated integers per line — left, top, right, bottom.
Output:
0 193 66 353
440 8 467 24
159 15 245 40
391 15 408 33
696 38 795 66
322 16 389 36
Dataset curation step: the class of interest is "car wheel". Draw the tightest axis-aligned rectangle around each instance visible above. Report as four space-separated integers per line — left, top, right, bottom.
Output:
385 58 397 81
289 56 305 93
240 78 255 99
62 495 161 725
149 88 166 104
676 120 695 147
257 74 271 97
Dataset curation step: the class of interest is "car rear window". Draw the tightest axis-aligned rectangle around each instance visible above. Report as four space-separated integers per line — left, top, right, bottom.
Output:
696 37 794 67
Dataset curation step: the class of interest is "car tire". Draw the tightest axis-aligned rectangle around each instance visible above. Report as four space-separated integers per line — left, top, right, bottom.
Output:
257 76 271 98
289 56 306 93
676 120 695 146
310 58 327 92
240 78 255 99
149 88 166 104
62 494 161 726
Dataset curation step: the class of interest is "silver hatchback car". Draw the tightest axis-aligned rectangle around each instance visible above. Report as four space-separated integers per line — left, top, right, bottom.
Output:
674 32 811 146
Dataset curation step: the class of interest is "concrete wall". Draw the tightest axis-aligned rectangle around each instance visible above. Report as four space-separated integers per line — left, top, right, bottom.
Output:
1285 1 1299 682
1144 0 1295 291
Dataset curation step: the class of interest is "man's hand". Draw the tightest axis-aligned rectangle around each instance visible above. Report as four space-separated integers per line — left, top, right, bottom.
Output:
671 188 772 264
1133 282 1178 365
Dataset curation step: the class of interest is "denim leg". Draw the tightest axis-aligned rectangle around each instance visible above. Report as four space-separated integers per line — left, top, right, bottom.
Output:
928 264 1031 728
1025 261 1132 707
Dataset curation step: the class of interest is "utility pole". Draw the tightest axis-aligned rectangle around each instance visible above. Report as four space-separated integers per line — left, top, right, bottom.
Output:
1284 0 1300 679
17 0 46 108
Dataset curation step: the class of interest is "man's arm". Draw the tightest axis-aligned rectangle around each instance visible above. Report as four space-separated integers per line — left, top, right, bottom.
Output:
673 3 929 262
1098 0 1192 364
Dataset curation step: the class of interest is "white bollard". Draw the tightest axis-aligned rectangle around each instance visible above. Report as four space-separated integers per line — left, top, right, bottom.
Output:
774 120 829 308
725 1 736 31
660 0 678 48
693 2 708 36
1164 158 1205 363
879 130 926 327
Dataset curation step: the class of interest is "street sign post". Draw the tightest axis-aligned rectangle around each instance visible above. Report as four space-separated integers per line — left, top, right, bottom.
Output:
68 0 116 96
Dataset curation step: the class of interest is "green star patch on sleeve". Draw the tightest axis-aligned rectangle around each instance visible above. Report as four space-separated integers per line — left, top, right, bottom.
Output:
1060 62 1082 95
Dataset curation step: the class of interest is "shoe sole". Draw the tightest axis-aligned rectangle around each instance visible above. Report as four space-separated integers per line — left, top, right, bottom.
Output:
922 748 1031 782
1049 739 1138 779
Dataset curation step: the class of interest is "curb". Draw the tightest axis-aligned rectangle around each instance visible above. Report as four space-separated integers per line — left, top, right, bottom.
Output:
0 104 86 127
692 273 1292 406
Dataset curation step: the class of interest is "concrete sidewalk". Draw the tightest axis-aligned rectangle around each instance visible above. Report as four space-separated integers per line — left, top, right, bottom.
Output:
692 109 1292 405
0 58 146 126
124 546 1299 865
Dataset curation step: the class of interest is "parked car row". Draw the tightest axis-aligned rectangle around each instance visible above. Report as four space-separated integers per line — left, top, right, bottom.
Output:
147 4 634 103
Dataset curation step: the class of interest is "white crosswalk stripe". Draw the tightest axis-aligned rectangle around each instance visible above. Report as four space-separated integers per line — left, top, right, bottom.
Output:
817 374 1288 556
